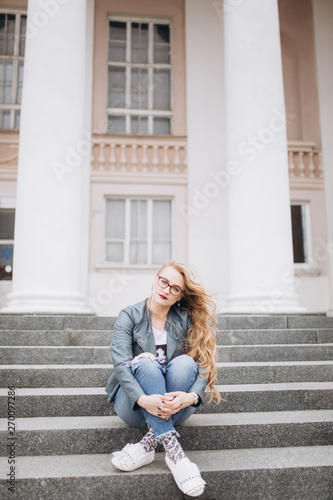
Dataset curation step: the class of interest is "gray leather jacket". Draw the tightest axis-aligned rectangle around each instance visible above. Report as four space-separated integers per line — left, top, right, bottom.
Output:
105 298 208 410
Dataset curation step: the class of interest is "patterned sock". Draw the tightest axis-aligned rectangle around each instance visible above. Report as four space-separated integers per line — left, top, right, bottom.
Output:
139 426 157 453
161 433 186 464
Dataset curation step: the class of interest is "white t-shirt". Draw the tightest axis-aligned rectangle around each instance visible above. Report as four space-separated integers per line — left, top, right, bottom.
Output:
152 326 167 365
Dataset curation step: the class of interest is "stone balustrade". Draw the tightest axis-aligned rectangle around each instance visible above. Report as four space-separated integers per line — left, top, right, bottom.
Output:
288 141 323 178
91 135 187 174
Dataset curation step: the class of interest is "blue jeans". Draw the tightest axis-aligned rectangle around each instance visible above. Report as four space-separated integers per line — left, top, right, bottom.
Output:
114 354 198 440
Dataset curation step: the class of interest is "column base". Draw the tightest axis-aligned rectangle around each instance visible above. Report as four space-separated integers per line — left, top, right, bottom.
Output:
1 292 94 314
223 290 306 314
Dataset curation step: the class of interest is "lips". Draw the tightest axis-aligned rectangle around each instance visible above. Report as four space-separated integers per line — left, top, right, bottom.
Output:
159 294 168 300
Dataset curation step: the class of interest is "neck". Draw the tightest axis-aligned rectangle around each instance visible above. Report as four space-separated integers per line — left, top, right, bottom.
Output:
149 296 170 320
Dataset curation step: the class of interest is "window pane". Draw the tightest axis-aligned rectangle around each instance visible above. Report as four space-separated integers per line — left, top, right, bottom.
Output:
153 117 170 135
291 205 307 263
0 209 15 239
6 15 15 56
131 23 148 63
109 21 126 41
107 115 125 134
2 60 13 104
130 242 147 264
131 68 148 109
131 116 148 135
16 60 24 104
0 14 5 55
154 24 170 44
154 45 170 64
130 200 147 239
154 24 170 64
1 110 10 128
153 201 171 239
108 41 126 62
108 66 125 108
14 110 20 129
153 69 170 110
106 242 123 262
19 15 27 56
152 200 171 265
106 199 125 239
130 200 147 264
0 244 13 280
0 59 3 101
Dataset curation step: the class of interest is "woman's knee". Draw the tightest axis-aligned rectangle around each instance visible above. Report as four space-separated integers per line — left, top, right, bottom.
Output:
168 354 197 372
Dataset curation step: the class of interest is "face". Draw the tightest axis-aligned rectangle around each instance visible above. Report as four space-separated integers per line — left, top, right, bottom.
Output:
152 266 185 308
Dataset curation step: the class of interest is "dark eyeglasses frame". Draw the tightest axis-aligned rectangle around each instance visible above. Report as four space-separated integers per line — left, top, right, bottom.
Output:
158 275 183 296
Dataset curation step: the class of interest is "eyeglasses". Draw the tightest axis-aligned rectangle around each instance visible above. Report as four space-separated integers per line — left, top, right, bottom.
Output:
158 276 183 296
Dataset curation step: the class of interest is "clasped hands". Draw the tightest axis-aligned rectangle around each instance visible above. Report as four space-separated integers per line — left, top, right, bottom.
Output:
134 352 195 420
137 391 194 421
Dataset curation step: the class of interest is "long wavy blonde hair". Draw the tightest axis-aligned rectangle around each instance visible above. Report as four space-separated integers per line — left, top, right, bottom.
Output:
154 261 220 404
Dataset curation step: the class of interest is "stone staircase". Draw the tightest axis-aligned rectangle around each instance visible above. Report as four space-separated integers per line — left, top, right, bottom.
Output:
0 314 333 499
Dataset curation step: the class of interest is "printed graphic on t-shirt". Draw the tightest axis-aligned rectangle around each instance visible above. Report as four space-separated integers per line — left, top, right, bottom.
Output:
156 345 167 365
152 326 168 366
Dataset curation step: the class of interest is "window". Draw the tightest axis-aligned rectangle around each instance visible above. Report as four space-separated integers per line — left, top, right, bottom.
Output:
107 18 172 135
291 203 312 266
0 11 26 130
0 208 15 280
105 198 172 265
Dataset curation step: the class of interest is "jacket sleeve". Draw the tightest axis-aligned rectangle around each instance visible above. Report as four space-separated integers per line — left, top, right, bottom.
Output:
189 365 209 406
110 309 145 410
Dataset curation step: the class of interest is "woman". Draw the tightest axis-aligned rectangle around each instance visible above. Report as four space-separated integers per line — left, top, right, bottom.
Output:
105 261 220 497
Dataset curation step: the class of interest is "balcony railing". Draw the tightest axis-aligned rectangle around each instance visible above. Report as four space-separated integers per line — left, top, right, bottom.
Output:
287 141 323 179
91 135 187 174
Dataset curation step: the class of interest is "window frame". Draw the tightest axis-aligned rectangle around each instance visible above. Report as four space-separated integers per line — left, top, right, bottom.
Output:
291 201 313 269
104 196 173 267
0 194 16 280
0 8 27 130
106 16 173 135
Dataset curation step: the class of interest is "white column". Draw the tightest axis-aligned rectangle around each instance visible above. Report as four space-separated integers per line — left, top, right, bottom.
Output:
3 0 94 313
312 0 333 316
184 0 228 313
223 0 304 313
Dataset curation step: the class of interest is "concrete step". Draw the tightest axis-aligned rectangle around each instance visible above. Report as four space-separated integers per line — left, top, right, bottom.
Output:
2 361 333 388
1 313 332 332
217 344 333 362
2 343 333 365
0 411 332 457
0 315 115 331
218 328 333 345
1 382 332 418
1 328 332 347
216 314 333 330
1 447 332 500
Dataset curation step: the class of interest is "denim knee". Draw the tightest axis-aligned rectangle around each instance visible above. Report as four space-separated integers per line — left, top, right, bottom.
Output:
168 354 197 373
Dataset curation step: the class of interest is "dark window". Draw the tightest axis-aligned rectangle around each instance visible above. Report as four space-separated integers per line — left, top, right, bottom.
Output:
0 208 15 280
291 204 307 264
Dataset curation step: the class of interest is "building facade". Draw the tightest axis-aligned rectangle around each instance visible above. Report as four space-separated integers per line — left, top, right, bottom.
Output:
0 0 332 316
